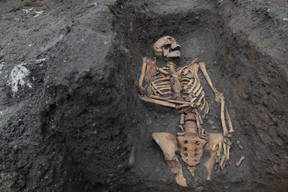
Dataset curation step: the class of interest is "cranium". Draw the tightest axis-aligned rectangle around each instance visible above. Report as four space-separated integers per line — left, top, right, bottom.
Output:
152 36 181 58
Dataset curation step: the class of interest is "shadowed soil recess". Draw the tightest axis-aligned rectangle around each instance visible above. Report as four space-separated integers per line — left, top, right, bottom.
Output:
0 0 287 191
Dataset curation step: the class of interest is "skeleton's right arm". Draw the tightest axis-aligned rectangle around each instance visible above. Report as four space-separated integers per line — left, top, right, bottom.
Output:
139 57 158 94
138 57 148 94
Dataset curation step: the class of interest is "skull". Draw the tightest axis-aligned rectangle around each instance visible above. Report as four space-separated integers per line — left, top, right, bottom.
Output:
152 36 181 58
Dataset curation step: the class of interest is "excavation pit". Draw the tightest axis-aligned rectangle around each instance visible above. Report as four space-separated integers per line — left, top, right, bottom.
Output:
0 1 287 192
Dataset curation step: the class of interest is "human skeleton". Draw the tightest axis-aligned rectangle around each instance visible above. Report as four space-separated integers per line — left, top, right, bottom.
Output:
138 36 234 187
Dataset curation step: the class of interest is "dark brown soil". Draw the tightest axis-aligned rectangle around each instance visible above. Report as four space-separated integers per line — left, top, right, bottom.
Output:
0 0 287 191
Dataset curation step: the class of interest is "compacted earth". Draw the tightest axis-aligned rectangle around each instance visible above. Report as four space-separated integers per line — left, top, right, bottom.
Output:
0 0 287 191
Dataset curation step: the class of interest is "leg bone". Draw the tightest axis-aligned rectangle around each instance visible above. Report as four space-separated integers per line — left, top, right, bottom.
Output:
152 132 188 187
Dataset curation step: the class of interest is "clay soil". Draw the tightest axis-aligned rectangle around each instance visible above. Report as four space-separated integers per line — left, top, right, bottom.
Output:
0 0 288 191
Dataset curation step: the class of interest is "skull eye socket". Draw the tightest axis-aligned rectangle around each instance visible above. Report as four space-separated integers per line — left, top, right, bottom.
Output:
163 44 172 49
171 45 181 51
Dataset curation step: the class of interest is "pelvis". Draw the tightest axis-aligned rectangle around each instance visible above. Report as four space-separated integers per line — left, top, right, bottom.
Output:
152 113 206 186
177 132 206 176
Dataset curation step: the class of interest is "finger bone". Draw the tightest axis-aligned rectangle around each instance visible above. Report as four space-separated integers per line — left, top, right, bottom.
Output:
235 155 245 167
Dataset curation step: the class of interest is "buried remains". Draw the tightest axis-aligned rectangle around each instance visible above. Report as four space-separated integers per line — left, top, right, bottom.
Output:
138 36 235 187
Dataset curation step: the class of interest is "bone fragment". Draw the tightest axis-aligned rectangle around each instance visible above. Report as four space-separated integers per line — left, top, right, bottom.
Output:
177 132 185 136
139 96 176 108
179 125 184 131
187 78 194 86
188 79 198 94
154 76 170 83
200 100 206 111
157 81 171 86
152 132 188 187
167 100 191 105
226 145 231 161
157 84 171 89
220 98 228 136
190 97 198 104
236 140 243 150
175 103 190 109
195 94 205 107
198 113 203 124
204 100 210 117
195 114 203 136
225 107 234 133
181 77 191 82
151 82 163 95
128 145 135 167
151 86 158 96
182 68 189 75
150 95 167 101
180 113 185 125
195 87 203 97
193 83 202 94
158 87 171 92
235 155 245 167
139 57 147 93
158 67 169 75
219 142 227 168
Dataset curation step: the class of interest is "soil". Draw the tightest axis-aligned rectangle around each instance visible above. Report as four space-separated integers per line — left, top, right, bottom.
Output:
0 0 288 191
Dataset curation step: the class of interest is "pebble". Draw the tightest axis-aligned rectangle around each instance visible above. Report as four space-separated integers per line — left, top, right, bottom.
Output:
17 159 28 168
195 186 204 192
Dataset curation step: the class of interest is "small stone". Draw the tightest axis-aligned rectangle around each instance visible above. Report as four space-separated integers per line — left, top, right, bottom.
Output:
195 186 204 192
208 119 214 125
17 159 28 168
146 118 152 125
12 145 18 153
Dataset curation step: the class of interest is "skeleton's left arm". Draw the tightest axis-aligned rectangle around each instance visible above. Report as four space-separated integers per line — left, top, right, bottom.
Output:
198 62 234 136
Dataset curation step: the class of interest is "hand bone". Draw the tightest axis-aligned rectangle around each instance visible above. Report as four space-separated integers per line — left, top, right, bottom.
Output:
235 155 245 167
205 133 224 180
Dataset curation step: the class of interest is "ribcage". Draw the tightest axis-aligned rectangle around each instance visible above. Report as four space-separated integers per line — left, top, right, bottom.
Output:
180 70 209 117
148 72 173 100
